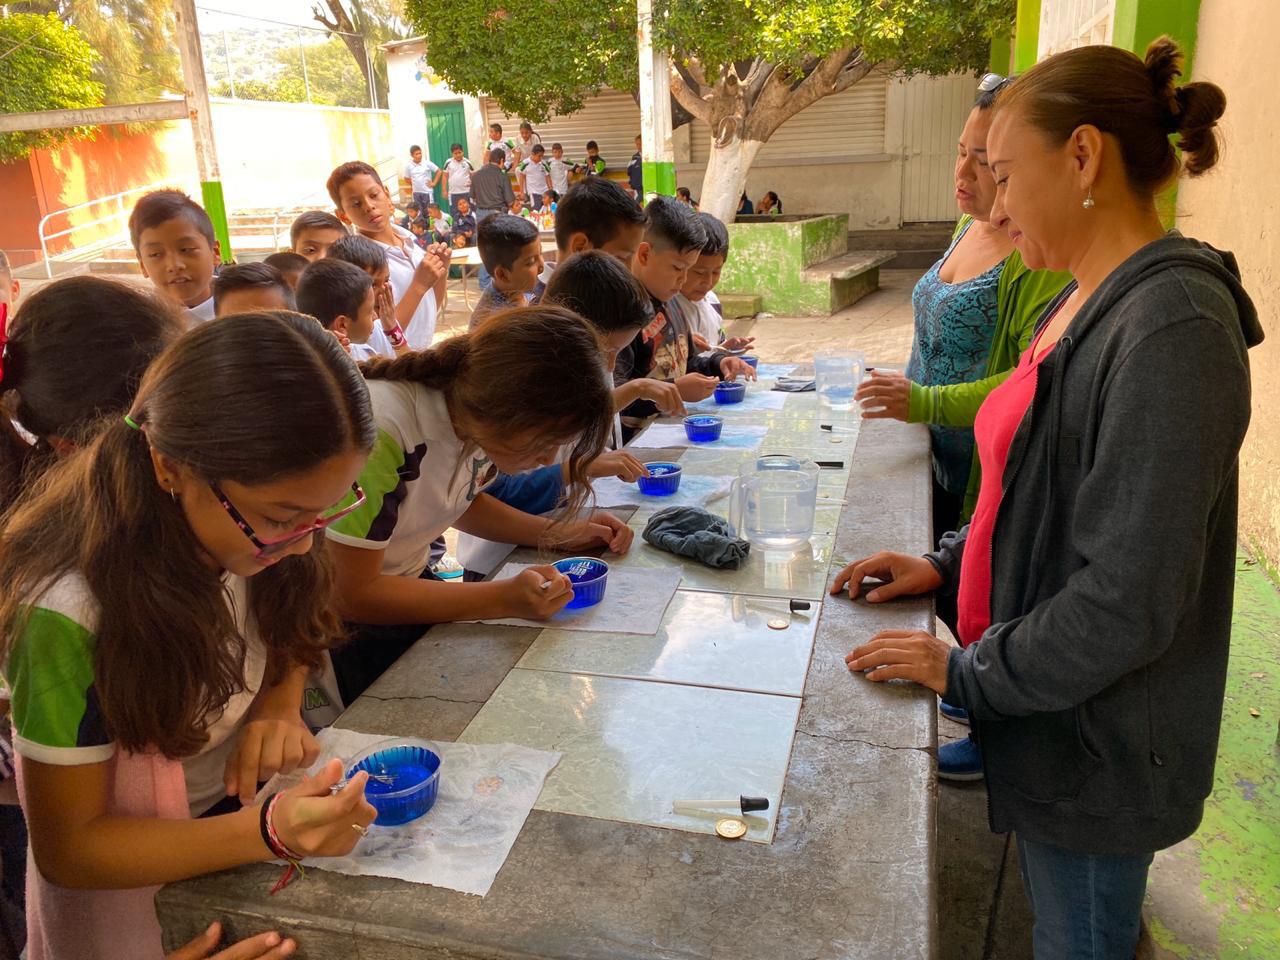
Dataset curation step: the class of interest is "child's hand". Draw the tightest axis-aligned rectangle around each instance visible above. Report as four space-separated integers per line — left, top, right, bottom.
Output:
375 282 395 325
504 566 573 619
270 759 376 859
722 335 755 352
718 357 757 382
168 923 296 960
691 333 712 352
224 714 320 805
586 450 649 482
551 511 634 554
632 379 687 415
676 373 719 401
329 330 352 355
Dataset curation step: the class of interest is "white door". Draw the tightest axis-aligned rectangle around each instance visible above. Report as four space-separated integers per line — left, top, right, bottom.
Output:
899 73 978 223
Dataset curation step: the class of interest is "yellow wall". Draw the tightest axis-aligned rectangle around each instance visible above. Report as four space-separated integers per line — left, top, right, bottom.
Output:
1177 0 1280 568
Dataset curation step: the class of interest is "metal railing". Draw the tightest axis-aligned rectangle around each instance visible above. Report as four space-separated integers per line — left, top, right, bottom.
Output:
268 155 401 251
37 178 196 279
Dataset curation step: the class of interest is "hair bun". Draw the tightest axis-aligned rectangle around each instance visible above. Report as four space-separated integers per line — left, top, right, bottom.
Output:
1144 36 1184 97
1174 82 1228 175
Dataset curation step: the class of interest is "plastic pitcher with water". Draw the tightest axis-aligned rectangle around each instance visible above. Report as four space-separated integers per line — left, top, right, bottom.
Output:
728 455 820 550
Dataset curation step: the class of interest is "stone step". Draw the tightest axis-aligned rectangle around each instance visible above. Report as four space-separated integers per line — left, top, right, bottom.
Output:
801 250 896 282
717 293 762 318
847 224 951 271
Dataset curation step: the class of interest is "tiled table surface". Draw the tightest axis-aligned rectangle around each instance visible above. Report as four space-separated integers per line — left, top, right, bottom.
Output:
159 375 940 960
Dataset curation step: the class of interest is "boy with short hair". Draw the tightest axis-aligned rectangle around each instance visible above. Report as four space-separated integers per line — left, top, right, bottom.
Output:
518 143 552 210
403 145 441 211
469 215 542 330
262 251 308 291
532 176 647 302
0 249 18 316
617 196 754 438
547 143 572 196
400 201 422 231
426 201 454 244
212 262 296 317
671 212 753 354
450 197 476 248
290 210 347 262
326 233 432 359
326 160 450 349
129 189 221 324
627 134 644 197
575 140 606 177
443 142 474 217
295 257 381 361
483 123 516 170
409 217 430 249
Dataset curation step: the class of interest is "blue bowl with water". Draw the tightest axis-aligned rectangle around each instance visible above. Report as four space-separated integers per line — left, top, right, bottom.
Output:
683 414 724 442
636 461 682 496
346 738 442 826
554 556 609 609
741 355 759 369
714 381 746 404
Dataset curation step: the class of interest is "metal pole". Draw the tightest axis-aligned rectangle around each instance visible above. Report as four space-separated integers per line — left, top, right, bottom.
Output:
365 36 377 109
222 30 235 99
173 0 233 261
637 0 675 198
299 30 312 103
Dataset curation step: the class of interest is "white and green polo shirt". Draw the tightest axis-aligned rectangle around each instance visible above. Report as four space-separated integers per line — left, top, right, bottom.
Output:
4 571 266 816
326 381 497 577
519 159 551 195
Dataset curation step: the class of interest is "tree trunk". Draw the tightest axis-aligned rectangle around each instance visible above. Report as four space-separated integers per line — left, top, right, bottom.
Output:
698 137 763 223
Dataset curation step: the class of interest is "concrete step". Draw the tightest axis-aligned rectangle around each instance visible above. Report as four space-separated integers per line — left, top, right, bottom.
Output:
718 293 762 318
847 223 952 271
801 250 896 282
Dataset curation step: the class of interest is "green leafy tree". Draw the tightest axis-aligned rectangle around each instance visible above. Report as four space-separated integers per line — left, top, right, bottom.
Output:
407 0 1012 219
313 0 409 106
0 13 104 163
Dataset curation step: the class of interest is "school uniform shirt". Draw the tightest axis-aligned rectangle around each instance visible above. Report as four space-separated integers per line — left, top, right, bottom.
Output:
327 381 498 578
451 211 477 246
530 258 556 304
578 155 607 176
404 158 439 194
628 151 644 193
469 285 528 330
547 157 572 195
444 157 474 195
187 295 215 325
520 158 551 195
486 138 516 169
675 289 724 347
350 324 397 362
4 570 268 818
431 211 454 235
373 224 439 349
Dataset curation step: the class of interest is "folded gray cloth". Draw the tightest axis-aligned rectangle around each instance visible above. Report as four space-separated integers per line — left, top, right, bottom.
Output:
642 506 750 569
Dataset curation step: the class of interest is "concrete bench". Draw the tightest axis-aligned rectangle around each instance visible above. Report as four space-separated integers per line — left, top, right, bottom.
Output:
800 249 896 314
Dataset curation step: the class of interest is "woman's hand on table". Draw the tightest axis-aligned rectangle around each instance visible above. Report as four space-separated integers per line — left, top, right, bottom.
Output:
503 565 573 619
845 630 950 696
270 759 376 858
855 371 911 421
718 356 757 382
586 450 649 482
168 923 296 960
830 551 942 602
676 373 719 401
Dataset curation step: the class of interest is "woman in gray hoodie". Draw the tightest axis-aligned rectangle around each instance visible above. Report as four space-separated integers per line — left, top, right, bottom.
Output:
833 37 1263 960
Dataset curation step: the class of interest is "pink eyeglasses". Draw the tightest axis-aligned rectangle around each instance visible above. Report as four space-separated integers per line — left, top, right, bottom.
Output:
210 481 366 560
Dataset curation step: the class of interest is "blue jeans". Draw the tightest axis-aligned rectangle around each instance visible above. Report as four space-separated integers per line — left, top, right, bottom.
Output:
1017 837 1153 960
474 207 500 291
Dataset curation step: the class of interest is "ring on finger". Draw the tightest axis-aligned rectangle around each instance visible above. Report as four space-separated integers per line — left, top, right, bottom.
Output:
352 823 370 838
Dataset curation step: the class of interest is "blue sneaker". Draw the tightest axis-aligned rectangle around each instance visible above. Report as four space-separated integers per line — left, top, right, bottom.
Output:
938 735 985 782
939 701 970 725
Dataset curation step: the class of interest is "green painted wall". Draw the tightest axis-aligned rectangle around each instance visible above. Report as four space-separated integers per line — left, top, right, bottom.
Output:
1014 0 1042 71
989 32 1013 75
718 214 852 315
1112 0 1202 68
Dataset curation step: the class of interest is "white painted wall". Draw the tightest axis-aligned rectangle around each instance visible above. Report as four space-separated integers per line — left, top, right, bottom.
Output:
384 40 487 168
1039 0 1116 56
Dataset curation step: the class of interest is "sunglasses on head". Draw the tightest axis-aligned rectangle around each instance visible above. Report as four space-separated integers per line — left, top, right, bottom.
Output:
211 481 366 561
979 72 1014 94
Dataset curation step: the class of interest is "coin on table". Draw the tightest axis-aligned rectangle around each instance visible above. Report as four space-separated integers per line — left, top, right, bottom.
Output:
767 618 789 630
715 817 748 839
829 436 843 443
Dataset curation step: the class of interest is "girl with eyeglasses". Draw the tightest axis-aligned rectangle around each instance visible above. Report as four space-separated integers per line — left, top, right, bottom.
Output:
0 312 380 959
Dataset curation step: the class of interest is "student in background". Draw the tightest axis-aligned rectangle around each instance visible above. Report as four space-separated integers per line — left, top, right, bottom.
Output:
737 192 754 216
512 121 541 166
757 191 782 215
0 313 378 959
442 143 474 217
326 234 440 359
540 190 560 214
212 263 296 317
399 202 422 231
531 176 647 302
326 161 450 349
469 215 543 330
403 145 441 211
627 134 644 198
129 189 221 324
509 195 530 218
617 196 753 437
409 218 430 250
0 249 18 314
290 210 347 262
576 141 606 176
674 212 754 354
262 252 308 291
450 197 477 248
547 143 573 197
469 149 517 291
426 202 454 244
296 257 405 362
675 187 699 211
325 308 634 702
518 143 552 210
483 123 516 170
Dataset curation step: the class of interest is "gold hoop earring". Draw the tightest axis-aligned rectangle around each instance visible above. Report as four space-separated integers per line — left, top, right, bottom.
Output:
1082 186 1096 210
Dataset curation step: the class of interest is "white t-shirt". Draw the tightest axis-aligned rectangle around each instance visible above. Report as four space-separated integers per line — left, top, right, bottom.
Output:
520 159 551 195
486 138 516 170
187 295 215 325
404 158 439 194
689 290 723 346
327 382 498 577
513 133 541 163
547 157 572 195
444 157 474 195
374 225 439 349
350 324 397 362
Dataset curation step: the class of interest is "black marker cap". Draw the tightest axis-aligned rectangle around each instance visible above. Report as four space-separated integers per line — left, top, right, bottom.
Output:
790 599 811 612
740 795 770 813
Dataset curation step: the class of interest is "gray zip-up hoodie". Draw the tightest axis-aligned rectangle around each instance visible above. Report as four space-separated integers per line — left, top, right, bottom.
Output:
931 233 1263 855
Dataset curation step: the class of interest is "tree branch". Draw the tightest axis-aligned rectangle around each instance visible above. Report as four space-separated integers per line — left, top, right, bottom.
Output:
747 47 875 142
670 63 711 125
742 57 775 110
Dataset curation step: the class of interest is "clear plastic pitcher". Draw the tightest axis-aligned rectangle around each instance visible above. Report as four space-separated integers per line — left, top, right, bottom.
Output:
728 455 820 550
814 352 866 411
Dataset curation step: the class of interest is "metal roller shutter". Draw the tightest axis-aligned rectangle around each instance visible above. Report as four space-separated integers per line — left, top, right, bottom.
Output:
481 90 641 170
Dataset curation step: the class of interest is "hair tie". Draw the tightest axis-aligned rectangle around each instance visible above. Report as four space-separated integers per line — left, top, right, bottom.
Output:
123 414 142 430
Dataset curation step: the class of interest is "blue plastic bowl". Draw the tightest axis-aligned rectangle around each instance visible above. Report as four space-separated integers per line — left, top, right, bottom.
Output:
554 556 609 609
714 381 747 404
683 414 724 442
346 738 442 826
636 461 683 496
741 355 759 369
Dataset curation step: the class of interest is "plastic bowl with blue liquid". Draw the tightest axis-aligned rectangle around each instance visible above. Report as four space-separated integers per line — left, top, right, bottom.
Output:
741 355 759 369
683 414 724 442
714 381 746 404
554 556 610 609
346 738 442 826
636 461 682 496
